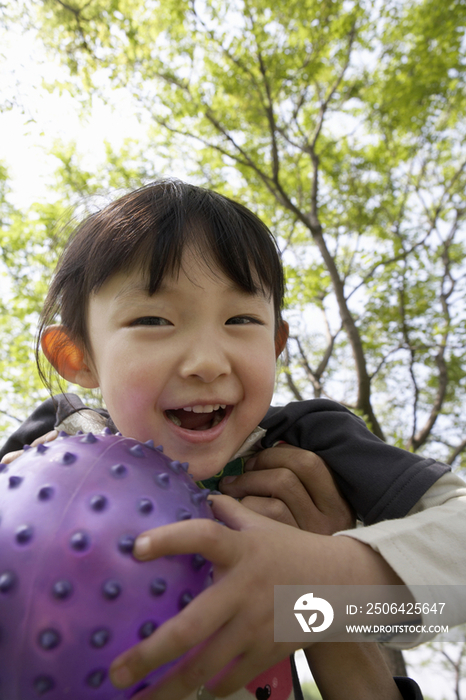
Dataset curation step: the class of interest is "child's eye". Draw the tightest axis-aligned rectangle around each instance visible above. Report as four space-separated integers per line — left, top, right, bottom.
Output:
226 316 263 325
130 317 172 326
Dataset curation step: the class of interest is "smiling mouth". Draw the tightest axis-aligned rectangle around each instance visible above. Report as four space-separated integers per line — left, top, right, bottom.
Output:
165 405 228 431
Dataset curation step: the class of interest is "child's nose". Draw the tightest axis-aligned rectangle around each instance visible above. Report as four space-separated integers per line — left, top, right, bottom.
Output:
179 335 231 383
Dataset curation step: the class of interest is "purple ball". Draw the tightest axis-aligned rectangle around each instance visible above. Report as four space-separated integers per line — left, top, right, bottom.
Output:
0 431 214 699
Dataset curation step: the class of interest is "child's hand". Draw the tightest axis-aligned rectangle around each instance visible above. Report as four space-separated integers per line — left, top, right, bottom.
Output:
109 495 401 700
220 444 355 534
109 496 308 697
0 430 58 464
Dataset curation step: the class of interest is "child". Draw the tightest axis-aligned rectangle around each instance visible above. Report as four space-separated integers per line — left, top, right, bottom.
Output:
2 180 464 699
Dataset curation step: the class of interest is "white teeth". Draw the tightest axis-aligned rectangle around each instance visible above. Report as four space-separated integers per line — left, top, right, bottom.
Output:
193 405 214 413
181 404 227 413
170 404 228 415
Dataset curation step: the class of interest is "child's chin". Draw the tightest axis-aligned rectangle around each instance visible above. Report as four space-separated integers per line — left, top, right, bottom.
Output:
188 463 224 483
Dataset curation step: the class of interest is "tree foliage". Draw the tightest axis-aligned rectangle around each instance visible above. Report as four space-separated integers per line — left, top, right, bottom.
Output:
5 0 463 464
0 165 51 433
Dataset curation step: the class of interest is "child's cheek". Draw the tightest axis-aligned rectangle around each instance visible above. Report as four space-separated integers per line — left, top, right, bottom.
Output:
249 350 277 404
99 372 151 440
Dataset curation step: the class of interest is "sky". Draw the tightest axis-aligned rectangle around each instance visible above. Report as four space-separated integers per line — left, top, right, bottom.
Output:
1 13 465 700
1 22 149 209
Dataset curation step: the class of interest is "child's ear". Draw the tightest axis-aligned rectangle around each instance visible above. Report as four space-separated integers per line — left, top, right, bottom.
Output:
41 325 99 389
275 320 289 358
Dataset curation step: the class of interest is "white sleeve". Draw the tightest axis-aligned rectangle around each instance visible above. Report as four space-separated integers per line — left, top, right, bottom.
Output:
335 471 466 647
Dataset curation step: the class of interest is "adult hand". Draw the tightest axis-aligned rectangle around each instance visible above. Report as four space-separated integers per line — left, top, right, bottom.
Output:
220 444 355 534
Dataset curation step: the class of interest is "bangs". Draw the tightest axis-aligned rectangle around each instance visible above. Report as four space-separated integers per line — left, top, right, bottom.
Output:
77 181 284 315
140 189 283 306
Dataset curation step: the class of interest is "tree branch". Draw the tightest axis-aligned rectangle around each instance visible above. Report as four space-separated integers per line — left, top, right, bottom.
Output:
309 23 356 151
0 409 22 424
256 48 280 183
369 344 404 381
398 264 420 442
306 222 386 439
282 346 304 401
408 217 458 451
447 439 466 467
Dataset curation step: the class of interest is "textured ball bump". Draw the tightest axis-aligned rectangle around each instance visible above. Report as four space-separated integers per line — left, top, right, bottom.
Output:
0 431 214 699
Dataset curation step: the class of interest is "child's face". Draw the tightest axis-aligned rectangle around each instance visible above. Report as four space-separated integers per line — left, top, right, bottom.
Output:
84 249 279 481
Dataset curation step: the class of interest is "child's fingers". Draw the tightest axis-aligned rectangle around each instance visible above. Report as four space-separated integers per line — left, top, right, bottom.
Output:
1 430 59 465
111 499 261 688
111 501 327 697
198 607 288 699
110 568 245 691
125 608 281 700
133 495 260 563
0 448 24 464
31 429 58 446
125 621 246 700
134 508 235 565
111 501 285 693
130 611 295 700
